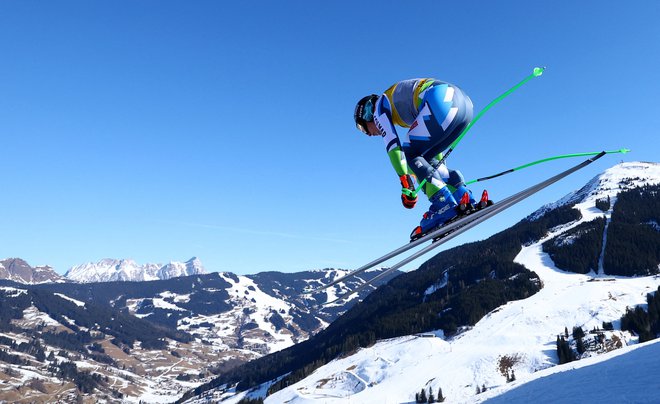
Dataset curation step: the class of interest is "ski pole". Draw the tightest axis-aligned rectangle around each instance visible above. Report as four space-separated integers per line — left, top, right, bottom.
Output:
406 67 546 198
465 148 631 184
326 151 609 305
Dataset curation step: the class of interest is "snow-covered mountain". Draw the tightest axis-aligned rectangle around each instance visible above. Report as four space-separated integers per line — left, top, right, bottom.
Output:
529 161 660 220
65 257 206 282
0 266 400 402
186 161 660 404
0 258 65 284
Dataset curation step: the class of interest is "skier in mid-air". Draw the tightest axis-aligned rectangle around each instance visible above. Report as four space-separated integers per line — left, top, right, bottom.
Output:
354 78 489 240
314 68 609 301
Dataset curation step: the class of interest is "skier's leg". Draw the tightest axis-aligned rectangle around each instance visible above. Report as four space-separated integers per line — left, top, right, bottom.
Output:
405 83 476 239
428 155 489 209
409 156 450 199
408 156 458 239
422 155 476 212
447 167 476 205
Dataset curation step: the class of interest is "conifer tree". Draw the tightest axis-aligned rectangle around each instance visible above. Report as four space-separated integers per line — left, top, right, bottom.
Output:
576 336 586 355
428 386 435 403
556 336 564 364
437 387 445 402
557 336 574 364
572 326 585 340
420 388 427 403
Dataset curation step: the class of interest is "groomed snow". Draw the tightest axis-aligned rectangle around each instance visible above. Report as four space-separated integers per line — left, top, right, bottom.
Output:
479 339 660 404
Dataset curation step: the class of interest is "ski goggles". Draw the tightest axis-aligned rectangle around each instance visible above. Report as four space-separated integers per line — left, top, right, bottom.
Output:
355 97 376 134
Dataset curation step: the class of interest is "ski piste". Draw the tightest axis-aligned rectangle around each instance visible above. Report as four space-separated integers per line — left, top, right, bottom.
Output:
313 151 607 306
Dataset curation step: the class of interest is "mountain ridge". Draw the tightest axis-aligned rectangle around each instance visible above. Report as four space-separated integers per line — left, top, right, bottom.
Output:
0 258 65 284
64 256 206 283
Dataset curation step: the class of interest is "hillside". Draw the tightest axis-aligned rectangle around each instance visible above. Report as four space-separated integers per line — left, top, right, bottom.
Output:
223 218 659 403
0 267 400 402
182 162 660 403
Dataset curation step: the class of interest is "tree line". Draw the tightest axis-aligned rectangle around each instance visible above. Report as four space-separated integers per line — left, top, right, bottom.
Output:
621 286 660 343
604 184 660 276
543 217 605 274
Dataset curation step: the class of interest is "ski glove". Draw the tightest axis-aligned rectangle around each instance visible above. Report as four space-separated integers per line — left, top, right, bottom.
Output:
399 174 417 209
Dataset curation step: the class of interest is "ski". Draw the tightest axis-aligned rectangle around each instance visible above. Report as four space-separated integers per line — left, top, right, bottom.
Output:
312 177 538 295
309 205 493 295
316 151 607 305
312 192 519 295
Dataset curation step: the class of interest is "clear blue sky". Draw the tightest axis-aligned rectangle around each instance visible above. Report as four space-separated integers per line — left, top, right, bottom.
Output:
1 1 659 275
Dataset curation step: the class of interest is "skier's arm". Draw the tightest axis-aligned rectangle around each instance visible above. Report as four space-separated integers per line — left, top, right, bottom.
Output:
386 147 408 176
375 96 409 175
375 96 417 208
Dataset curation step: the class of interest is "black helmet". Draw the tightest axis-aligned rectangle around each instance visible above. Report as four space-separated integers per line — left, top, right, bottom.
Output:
354 94 379 134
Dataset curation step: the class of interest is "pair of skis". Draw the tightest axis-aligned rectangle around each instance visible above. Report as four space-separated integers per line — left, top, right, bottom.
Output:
310 151 606 306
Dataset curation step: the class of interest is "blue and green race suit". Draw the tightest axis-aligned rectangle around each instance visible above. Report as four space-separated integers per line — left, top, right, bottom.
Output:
373 78 474 197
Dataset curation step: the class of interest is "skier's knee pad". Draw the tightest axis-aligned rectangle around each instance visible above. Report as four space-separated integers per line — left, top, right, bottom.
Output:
410 156 446 187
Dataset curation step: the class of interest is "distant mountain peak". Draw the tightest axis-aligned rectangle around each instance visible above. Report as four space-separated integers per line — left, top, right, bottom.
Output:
64 257 206 283
0 258 65 284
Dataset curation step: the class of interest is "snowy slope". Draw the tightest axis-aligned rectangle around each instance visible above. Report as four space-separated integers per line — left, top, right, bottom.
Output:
265 264 658 403
154 272 309 356
478 339 660 404
65 257 205 282
125 268 397 357
245 162 660 404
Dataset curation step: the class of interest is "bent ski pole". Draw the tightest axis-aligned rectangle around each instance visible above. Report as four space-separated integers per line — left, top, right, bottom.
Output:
407 66 545 199
466 148 630 184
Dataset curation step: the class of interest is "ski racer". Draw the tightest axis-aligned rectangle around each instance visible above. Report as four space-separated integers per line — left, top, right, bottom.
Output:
354 79 489 240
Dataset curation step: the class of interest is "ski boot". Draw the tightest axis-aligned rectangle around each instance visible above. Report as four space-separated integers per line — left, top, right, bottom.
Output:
452 184 476 214
410 186 459 241
476 189 493 209
454 185 492 211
